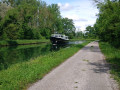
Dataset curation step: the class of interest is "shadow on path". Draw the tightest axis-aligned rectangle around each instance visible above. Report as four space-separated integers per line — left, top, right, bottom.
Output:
88 61 110 74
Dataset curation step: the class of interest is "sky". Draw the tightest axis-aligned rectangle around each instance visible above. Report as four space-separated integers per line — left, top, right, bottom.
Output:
43 0 99 31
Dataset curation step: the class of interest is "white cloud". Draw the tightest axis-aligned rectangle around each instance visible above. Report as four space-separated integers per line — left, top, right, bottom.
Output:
58 3 74 11
58 0 98 31
63 14 79 21
75 18 88 22
62 14 88 22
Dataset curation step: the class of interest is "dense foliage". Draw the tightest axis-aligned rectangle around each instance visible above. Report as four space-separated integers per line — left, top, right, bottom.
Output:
0 0 76 40
94 0 120 47
75 25 97 39
85 26 97 39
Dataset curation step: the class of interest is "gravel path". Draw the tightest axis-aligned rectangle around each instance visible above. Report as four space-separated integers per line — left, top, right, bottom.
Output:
28 41 118 90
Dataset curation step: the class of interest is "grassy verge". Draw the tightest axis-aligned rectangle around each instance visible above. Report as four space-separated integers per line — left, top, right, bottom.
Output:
99 42 120 86
0 41 90 90
0 39 49 46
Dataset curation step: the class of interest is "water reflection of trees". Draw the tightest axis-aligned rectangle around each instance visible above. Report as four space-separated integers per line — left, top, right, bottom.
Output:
0 43 70 71
0 44 52 70
51 44 69 51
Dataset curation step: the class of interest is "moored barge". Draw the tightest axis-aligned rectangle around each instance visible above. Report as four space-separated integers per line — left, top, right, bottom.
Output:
50 34 69 44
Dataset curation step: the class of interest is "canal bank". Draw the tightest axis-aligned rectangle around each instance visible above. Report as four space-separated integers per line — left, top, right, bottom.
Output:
28 41 118 90
0 41 90 90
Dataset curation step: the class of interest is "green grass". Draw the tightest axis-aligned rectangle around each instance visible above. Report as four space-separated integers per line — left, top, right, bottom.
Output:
0 39 49 46
99 42 120 86
0 41 90 90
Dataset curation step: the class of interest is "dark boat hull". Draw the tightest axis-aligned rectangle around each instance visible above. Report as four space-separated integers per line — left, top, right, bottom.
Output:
50 37 69 44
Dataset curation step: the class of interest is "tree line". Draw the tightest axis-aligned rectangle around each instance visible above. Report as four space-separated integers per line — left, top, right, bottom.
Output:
0 0 76 40
82 0 120 47
94 0 120 47
75 26 97 39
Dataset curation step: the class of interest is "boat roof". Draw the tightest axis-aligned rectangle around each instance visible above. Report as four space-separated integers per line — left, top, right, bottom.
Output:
51 34 66 36
51 34 63 35
51 34 68 38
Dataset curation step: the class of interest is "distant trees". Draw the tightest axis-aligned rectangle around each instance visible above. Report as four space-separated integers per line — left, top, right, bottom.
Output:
75 26 97 39
93 0 120 47
75 31 84 39
85 26 97 39
0 0 76 40
62 18 76 39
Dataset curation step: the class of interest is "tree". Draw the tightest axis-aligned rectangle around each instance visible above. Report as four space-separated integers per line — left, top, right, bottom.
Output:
0 0 76 40
94 0 120 47
0 3 11 18
85 26 96 38
47 4 62 33
75 31 84 38
62 18 76 38
2 8 19 40
0 16 2 39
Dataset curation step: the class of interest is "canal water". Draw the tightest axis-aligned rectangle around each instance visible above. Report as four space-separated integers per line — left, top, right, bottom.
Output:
0 41 85 71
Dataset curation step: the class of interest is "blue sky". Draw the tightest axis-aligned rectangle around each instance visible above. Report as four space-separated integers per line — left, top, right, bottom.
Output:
43 0 98 31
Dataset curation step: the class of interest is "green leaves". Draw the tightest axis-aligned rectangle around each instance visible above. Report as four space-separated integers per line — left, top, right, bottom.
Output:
84 26 96 39
94 1 120 47
0 0 76 40
62 18 75 39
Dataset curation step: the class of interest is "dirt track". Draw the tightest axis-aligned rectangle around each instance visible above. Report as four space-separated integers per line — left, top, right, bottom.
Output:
28 41 118 90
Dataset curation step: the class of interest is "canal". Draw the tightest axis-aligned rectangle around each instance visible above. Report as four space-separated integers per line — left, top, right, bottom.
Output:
0 41 85 71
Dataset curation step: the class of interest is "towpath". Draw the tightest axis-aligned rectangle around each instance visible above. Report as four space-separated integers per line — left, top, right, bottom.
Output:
28 41 118 90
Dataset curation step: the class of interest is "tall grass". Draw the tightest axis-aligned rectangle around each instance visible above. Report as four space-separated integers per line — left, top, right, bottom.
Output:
99 42 120 85
0 41 90 90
